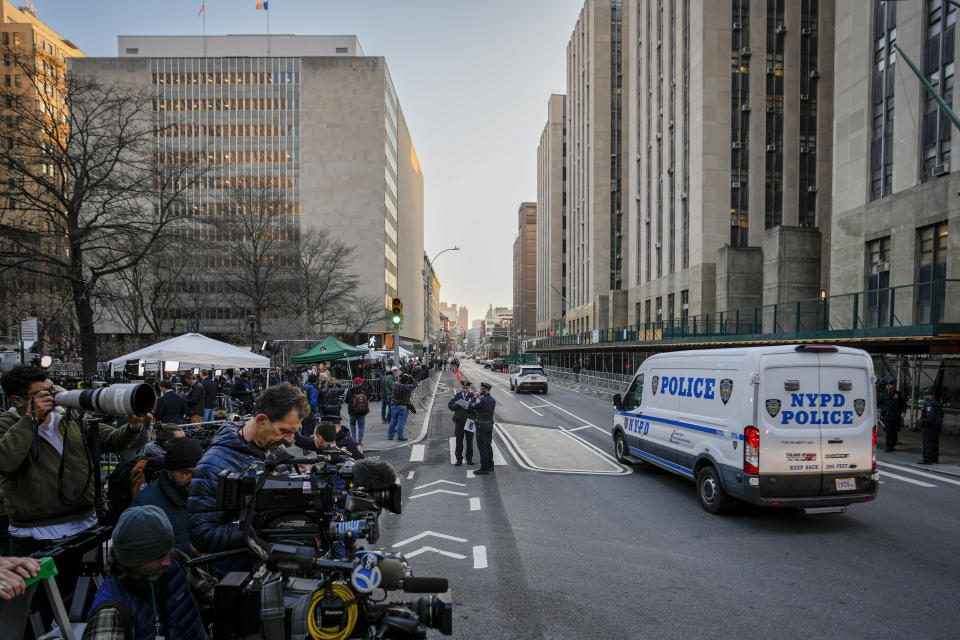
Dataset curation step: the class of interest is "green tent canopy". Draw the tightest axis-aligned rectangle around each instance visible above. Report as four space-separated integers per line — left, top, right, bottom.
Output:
291 336 369 364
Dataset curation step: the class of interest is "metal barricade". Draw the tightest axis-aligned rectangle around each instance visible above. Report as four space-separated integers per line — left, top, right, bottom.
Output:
542 366 630 400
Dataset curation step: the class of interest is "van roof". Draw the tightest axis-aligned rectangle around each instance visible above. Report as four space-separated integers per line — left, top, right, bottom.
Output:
643 344 869 362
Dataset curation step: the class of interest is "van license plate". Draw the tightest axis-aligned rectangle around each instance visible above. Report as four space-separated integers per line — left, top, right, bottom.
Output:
835 478 857 491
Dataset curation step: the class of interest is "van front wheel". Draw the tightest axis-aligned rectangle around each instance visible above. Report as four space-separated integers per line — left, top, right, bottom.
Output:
697 466 732 514
614 432 628 464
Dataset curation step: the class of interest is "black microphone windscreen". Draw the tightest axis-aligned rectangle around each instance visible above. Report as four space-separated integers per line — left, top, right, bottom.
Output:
352 458 398 491
379 558 404 590
402 576 449 593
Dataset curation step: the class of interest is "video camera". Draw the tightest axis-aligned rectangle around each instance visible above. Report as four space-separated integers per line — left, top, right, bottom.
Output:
206 448 452 639
51 382 155 416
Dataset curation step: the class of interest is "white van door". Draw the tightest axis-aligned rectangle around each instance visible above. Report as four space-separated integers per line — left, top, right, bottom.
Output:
817 352 875 496
756 352 824 497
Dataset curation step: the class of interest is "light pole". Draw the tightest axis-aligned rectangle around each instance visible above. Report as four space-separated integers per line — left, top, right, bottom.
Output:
423 246 460 357
247 314 256 352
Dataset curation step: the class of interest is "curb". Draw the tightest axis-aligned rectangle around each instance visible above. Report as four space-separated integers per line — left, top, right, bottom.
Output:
906 463 960 478
364 372 442 453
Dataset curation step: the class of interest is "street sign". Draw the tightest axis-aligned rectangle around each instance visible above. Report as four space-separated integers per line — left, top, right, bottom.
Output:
20 316 38 342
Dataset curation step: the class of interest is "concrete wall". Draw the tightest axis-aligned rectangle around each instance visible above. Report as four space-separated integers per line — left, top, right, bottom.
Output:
397 107 425 343
716 246 763 313
536 94 566 336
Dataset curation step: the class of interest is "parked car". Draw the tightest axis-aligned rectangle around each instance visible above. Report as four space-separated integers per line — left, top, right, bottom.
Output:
510 365 548 393
490 359 507 371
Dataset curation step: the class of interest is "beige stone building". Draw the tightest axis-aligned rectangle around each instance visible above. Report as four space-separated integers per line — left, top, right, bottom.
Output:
536 94 567 337
831 1 955 326
74 35 425 346
513 202 537 341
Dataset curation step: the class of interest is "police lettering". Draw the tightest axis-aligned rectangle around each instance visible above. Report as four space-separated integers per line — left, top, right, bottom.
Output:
780 392 853 425
658 376 715 400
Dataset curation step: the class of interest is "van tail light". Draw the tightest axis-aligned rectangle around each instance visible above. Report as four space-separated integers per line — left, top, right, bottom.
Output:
872 424 877 471
744 426 760 475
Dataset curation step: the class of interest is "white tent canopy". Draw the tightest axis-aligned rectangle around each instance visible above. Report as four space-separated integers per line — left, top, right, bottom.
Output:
107 333 270 373
367 347 413 360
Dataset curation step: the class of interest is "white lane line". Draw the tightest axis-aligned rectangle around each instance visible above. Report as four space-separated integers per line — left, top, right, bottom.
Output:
466 470 475 479
525 404 553 409
393 531 468 548
405 546 467 560
473 545 488 569
410 444 425 462
492 440 507 465
878 461 960 486
533 396 608 434
519 401 543 417
566 425 593 432
410 489 470 499
416 479 466 489
449 437 456 464
407 471 415 480
469 497 481 511
879 471 936 487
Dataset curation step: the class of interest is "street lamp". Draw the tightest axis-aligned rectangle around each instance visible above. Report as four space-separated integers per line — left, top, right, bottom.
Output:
423 246 461 356
247 314 256 352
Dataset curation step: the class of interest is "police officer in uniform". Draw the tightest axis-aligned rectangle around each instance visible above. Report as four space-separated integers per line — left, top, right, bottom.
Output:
917 387 943 465
878 378 906 452
447 380 475 466
470 382 497 475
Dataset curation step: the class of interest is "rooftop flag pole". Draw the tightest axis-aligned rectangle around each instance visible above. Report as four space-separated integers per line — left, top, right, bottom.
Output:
198 3 206 56
256 1 270 55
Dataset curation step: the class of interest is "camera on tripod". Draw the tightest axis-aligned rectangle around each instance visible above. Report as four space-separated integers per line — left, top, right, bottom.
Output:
206 448 452 639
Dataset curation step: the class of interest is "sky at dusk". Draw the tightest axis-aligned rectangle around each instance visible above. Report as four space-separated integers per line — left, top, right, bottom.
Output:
34 0 586 323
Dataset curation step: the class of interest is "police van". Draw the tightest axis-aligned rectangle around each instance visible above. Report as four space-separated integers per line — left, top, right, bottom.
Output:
611 344 879 513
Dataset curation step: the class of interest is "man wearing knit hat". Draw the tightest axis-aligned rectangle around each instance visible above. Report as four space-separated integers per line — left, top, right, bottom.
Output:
84 505 209 639
131 437 204 555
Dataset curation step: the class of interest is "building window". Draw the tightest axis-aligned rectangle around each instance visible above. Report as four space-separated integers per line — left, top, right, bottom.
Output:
611 0 623 290
764 0 785 229
799 0 820 223
916 222 948 322
644 298 651 325
125 48 139 54
866 237 891 327
921 0 956 182
682 0 690 268
871 1 896 200
681 289 689 325
731 0 750 246
655 296 663 325
667 293 675 322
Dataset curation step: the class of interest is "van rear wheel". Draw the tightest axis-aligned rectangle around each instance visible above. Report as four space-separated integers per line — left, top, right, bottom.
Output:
697 466 732 514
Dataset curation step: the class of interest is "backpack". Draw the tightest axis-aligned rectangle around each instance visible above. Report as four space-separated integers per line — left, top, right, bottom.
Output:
349 388 369 415
322 387 343 415
105 455 164 524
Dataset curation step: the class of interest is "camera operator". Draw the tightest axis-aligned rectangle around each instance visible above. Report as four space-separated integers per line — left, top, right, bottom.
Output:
188 383 309 574
83 506 211 640
0 555 40 601
131 437 204 556
296 420 364 461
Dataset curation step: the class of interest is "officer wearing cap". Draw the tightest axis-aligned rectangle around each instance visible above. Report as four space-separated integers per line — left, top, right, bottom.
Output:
447 379 475 466
85 505 209 639
469 382 497 474
878 377 906 452
917 387 943 465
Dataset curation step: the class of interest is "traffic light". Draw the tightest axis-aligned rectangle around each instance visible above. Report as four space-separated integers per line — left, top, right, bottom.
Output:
391 297 403 327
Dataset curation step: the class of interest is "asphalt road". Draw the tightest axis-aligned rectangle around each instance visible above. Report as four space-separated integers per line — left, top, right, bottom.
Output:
372 361 960 640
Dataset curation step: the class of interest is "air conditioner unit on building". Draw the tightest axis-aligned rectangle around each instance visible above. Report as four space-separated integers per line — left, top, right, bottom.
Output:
657 40 662 48
636 194 641 200
766 144 777 151
655 242 662 248
933 163 950 176
800 93 810 101
740 104 752 112
731 181 741 189
741 47 753 56
732 141 743 150
766 66 775 75
733 21 742 30
766 105 776 112
644 216 651 223
801 27 811 36
668 167 674 174
776 24 788 35
680 192 688 199
809 69 820 79
668 120 674 128
682 303 689 310
807 185 818 192
800 146 810 153
656 132 662 139
872 261 890 275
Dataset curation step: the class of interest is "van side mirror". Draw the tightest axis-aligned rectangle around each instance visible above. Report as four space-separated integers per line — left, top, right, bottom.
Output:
613 393 622 409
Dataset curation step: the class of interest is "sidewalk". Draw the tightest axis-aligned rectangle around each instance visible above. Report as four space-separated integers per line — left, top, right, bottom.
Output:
362 372 445 453
878 427 960 476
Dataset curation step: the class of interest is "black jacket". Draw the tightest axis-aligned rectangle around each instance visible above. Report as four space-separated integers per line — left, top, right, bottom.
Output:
184 381 205 415
201 378 218 409
153 390 187 423
918 398 944 431
447 391 475 425
344 384 370 417
469 394 496 425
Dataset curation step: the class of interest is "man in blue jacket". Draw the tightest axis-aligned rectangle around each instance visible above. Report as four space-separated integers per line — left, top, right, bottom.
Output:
188 383 310 575
131 437 204 556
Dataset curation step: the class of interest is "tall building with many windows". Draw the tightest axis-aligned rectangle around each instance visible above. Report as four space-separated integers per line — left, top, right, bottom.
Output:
513 202 537 341
74 35 425 346
623 0 834 328
831 0 956 325
565 0 626 335
536 94 567 337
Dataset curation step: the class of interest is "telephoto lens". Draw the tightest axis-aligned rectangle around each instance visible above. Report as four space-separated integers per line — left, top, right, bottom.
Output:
53 383 156 416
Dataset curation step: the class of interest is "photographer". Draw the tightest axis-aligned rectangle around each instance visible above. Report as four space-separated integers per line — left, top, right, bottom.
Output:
83 506 211 640
296 419 364 461
188 383 310 574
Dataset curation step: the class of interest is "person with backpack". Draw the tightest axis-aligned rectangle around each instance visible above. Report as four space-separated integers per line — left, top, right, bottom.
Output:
320 377 343 423
345 377 370 444
130 438 204 556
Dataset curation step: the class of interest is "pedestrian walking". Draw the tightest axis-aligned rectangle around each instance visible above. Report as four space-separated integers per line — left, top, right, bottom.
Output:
387 374 417 441
345 377 370 444
381 366 397 424
447 380 475 466
469 381 497 474
878 378 906 452
917 387 943 465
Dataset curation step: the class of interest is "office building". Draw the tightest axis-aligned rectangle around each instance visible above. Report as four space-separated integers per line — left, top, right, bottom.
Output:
74 35 425 346
621 0 834 328
513 202 537 341
536 94 567 337
831 1 956 325
565 0 625 334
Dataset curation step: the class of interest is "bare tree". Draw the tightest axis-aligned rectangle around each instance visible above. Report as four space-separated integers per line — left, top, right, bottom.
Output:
291 228 358 333
333 294 388 344
0 44 202 375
